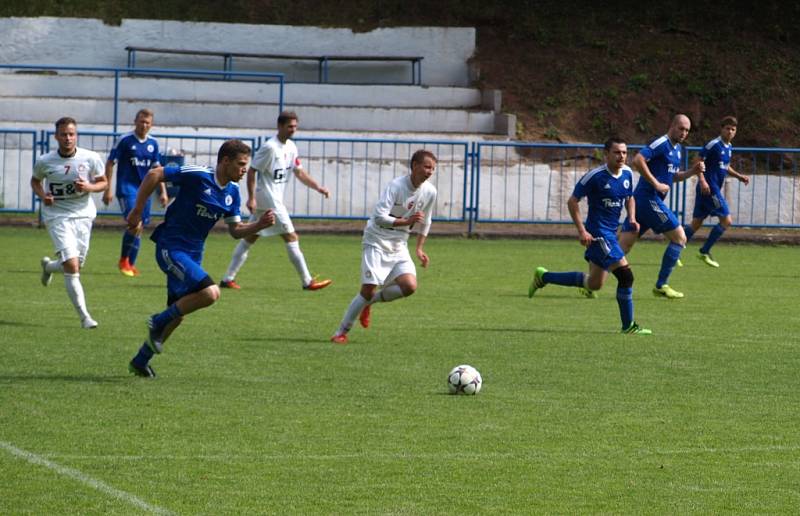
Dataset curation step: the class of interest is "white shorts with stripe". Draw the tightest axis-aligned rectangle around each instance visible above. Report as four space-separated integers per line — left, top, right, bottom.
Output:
360 244 416 286
47 217 93 264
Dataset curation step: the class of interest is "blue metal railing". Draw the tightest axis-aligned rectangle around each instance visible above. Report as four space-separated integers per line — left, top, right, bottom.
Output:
0 64 284 134
3 129 798 231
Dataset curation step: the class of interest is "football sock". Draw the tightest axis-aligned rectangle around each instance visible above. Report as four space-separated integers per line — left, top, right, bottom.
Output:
223 239 252 282
45 259 63 273
700 224 726 254
616 287 634 330
64 272 90 320
129 235 141 265
371 284 404 303
656 242 684 288
683 225 695 242
132 342 154 368
121 231 137 261
286 241 313 286
542 271 584 287
151 303 182 332
338 293 369 334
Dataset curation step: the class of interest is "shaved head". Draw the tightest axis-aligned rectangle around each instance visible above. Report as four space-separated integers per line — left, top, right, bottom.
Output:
668 114 691 144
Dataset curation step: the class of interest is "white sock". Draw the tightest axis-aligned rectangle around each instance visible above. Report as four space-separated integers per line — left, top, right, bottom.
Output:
337 293 369 334
223 239 252 282
370 284 405 303
64 273 90 320
46 260 63 273
286 241 312 286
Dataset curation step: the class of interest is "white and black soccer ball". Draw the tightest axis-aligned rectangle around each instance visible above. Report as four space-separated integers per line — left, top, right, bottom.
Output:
447 364 482 395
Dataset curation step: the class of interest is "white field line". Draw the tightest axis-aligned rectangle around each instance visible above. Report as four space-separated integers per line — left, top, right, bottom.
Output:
0 441 174 515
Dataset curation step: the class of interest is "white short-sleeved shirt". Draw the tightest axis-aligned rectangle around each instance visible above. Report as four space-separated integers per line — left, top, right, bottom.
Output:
33 147 106 222
362 175 437 253
251 135 300 209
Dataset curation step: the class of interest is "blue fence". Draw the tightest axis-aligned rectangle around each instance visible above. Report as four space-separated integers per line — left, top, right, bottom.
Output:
0 64 284 134
2 129 799 232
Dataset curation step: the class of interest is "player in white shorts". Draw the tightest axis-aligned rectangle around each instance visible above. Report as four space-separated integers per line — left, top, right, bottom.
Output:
220 111 332 291
30 117 107 329
331 150 438 344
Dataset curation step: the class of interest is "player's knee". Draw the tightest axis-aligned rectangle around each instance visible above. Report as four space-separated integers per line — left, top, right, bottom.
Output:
586 277 603 291
720 217 732 228
612 265 634 289
399 278 417 297
206 284 221 304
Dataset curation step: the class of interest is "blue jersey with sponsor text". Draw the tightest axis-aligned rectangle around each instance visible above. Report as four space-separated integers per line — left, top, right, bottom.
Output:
633 135 682 200
150 165 241 252
108 132 161 197
572 165 634 236
698 136 732 191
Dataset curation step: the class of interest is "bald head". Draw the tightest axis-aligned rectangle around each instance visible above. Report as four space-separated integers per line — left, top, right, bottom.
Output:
668 114 691 144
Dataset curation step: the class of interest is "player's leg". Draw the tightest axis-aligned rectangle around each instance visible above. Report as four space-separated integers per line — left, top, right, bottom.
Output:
281 230 332 291
51 218 96 328
221 210 262 288
609 259 651 335
528 266 587 298
650 200 685 299
332 283 377 343
332 246 389 342
698 194 731 266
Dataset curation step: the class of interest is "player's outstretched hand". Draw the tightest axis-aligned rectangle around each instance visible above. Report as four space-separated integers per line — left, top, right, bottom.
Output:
126 209 142 232
578 229 594 247
258 209 276 228
740 175 751 186
102 190 113 206
318 186 330 199
655 181 670 195
692 160 706 175
416 248 430 268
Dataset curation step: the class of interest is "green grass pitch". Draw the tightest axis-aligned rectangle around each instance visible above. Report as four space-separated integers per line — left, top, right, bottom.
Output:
0 224 798 513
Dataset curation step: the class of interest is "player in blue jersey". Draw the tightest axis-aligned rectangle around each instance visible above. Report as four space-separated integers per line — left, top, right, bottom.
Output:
528 138 652 335
683 116 750 267
619 114 705 299
125 140 276 378
103 109 168 277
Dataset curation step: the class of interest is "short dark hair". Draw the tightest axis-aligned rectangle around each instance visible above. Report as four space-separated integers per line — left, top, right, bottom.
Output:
277 110 298 126
411 149 437 167
55 117 77 131
604 136 626 151
721 116 738 127
135 108 154 120
217 139 251 162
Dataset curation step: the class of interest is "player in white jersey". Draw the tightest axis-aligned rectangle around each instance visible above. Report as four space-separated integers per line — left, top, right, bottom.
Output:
220 111 332 291
30 117 107 329
331 150 438 344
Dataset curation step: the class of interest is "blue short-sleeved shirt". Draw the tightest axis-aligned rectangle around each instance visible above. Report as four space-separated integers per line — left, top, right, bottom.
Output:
633 135 682 201
108 132 160 197
698 136 732 192
150 165 242 253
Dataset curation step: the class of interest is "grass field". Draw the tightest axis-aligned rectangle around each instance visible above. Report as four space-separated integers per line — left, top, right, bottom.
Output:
0 224 798 513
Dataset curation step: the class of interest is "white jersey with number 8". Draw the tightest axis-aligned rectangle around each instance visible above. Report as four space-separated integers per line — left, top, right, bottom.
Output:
33 147 105 222
251 135 300 210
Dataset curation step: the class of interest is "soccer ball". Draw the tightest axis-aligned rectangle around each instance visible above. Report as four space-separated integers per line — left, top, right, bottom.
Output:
447 364 482 395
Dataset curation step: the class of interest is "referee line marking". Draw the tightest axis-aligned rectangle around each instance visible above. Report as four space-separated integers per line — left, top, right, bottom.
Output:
0 440 174 515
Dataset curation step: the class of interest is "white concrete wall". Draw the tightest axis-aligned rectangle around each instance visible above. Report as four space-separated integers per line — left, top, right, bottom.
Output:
0 17 475 86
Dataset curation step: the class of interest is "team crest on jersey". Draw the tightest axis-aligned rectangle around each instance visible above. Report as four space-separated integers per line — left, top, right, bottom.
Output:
623 179 630 188
78 163 88 173
225 194 233 206
407 201 415 209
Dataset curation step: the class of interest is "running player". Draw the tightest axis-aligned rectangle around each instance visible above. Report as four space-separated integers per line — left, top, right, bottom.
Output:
103 108 168 277
619 114 705 299
528 137 652 335
126 140 275 378
31 117 107 329
683 116 750 267
331 150 438 344
220 111 331 291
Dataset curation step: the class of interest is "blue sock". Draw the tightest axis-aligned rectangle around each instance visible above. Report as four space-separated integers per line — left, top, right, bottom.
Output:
129 235 141 265
616 287 634 329
656 242 684 288
700 224 726 254
684 224 695 242
542 271 584 287
151 303 182 332
121 231 136 260
132 342 154 367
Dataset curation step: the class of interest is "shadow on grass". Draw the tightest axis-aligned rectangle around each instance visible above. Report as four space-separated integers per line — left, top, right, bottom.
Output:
0 374 129 383
447 327 615 335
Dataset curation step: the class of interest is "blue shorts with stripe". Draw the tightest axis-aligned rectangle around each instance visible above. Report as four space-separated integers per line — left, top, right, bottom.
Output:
584 232 626 270
622 195 679 236
119 195 152 226
692 189 730 219
155 245 211 304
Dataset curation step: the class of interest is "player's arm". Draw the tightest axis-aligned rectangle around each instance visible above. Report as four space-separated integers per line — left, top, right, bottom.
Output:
74 171 107 194
30 176 54 206
727 164 750 185
674 158 705 183
293 166 330 198
246 167 257 213
624 195 639 234
102 159 115 205
632 153 669 195
372 184 421 228
690 155 710 194
415 233 430 268
227 209 275 239
127 167 165 230
567 195 592 247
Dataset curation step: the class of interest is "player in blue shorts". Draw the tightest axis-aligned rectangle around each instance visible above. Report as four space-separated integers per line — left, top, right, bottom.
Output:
528 137 651 335
126 140 276 378
683 116 750 267
619 114 705 299
103 108 168 277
